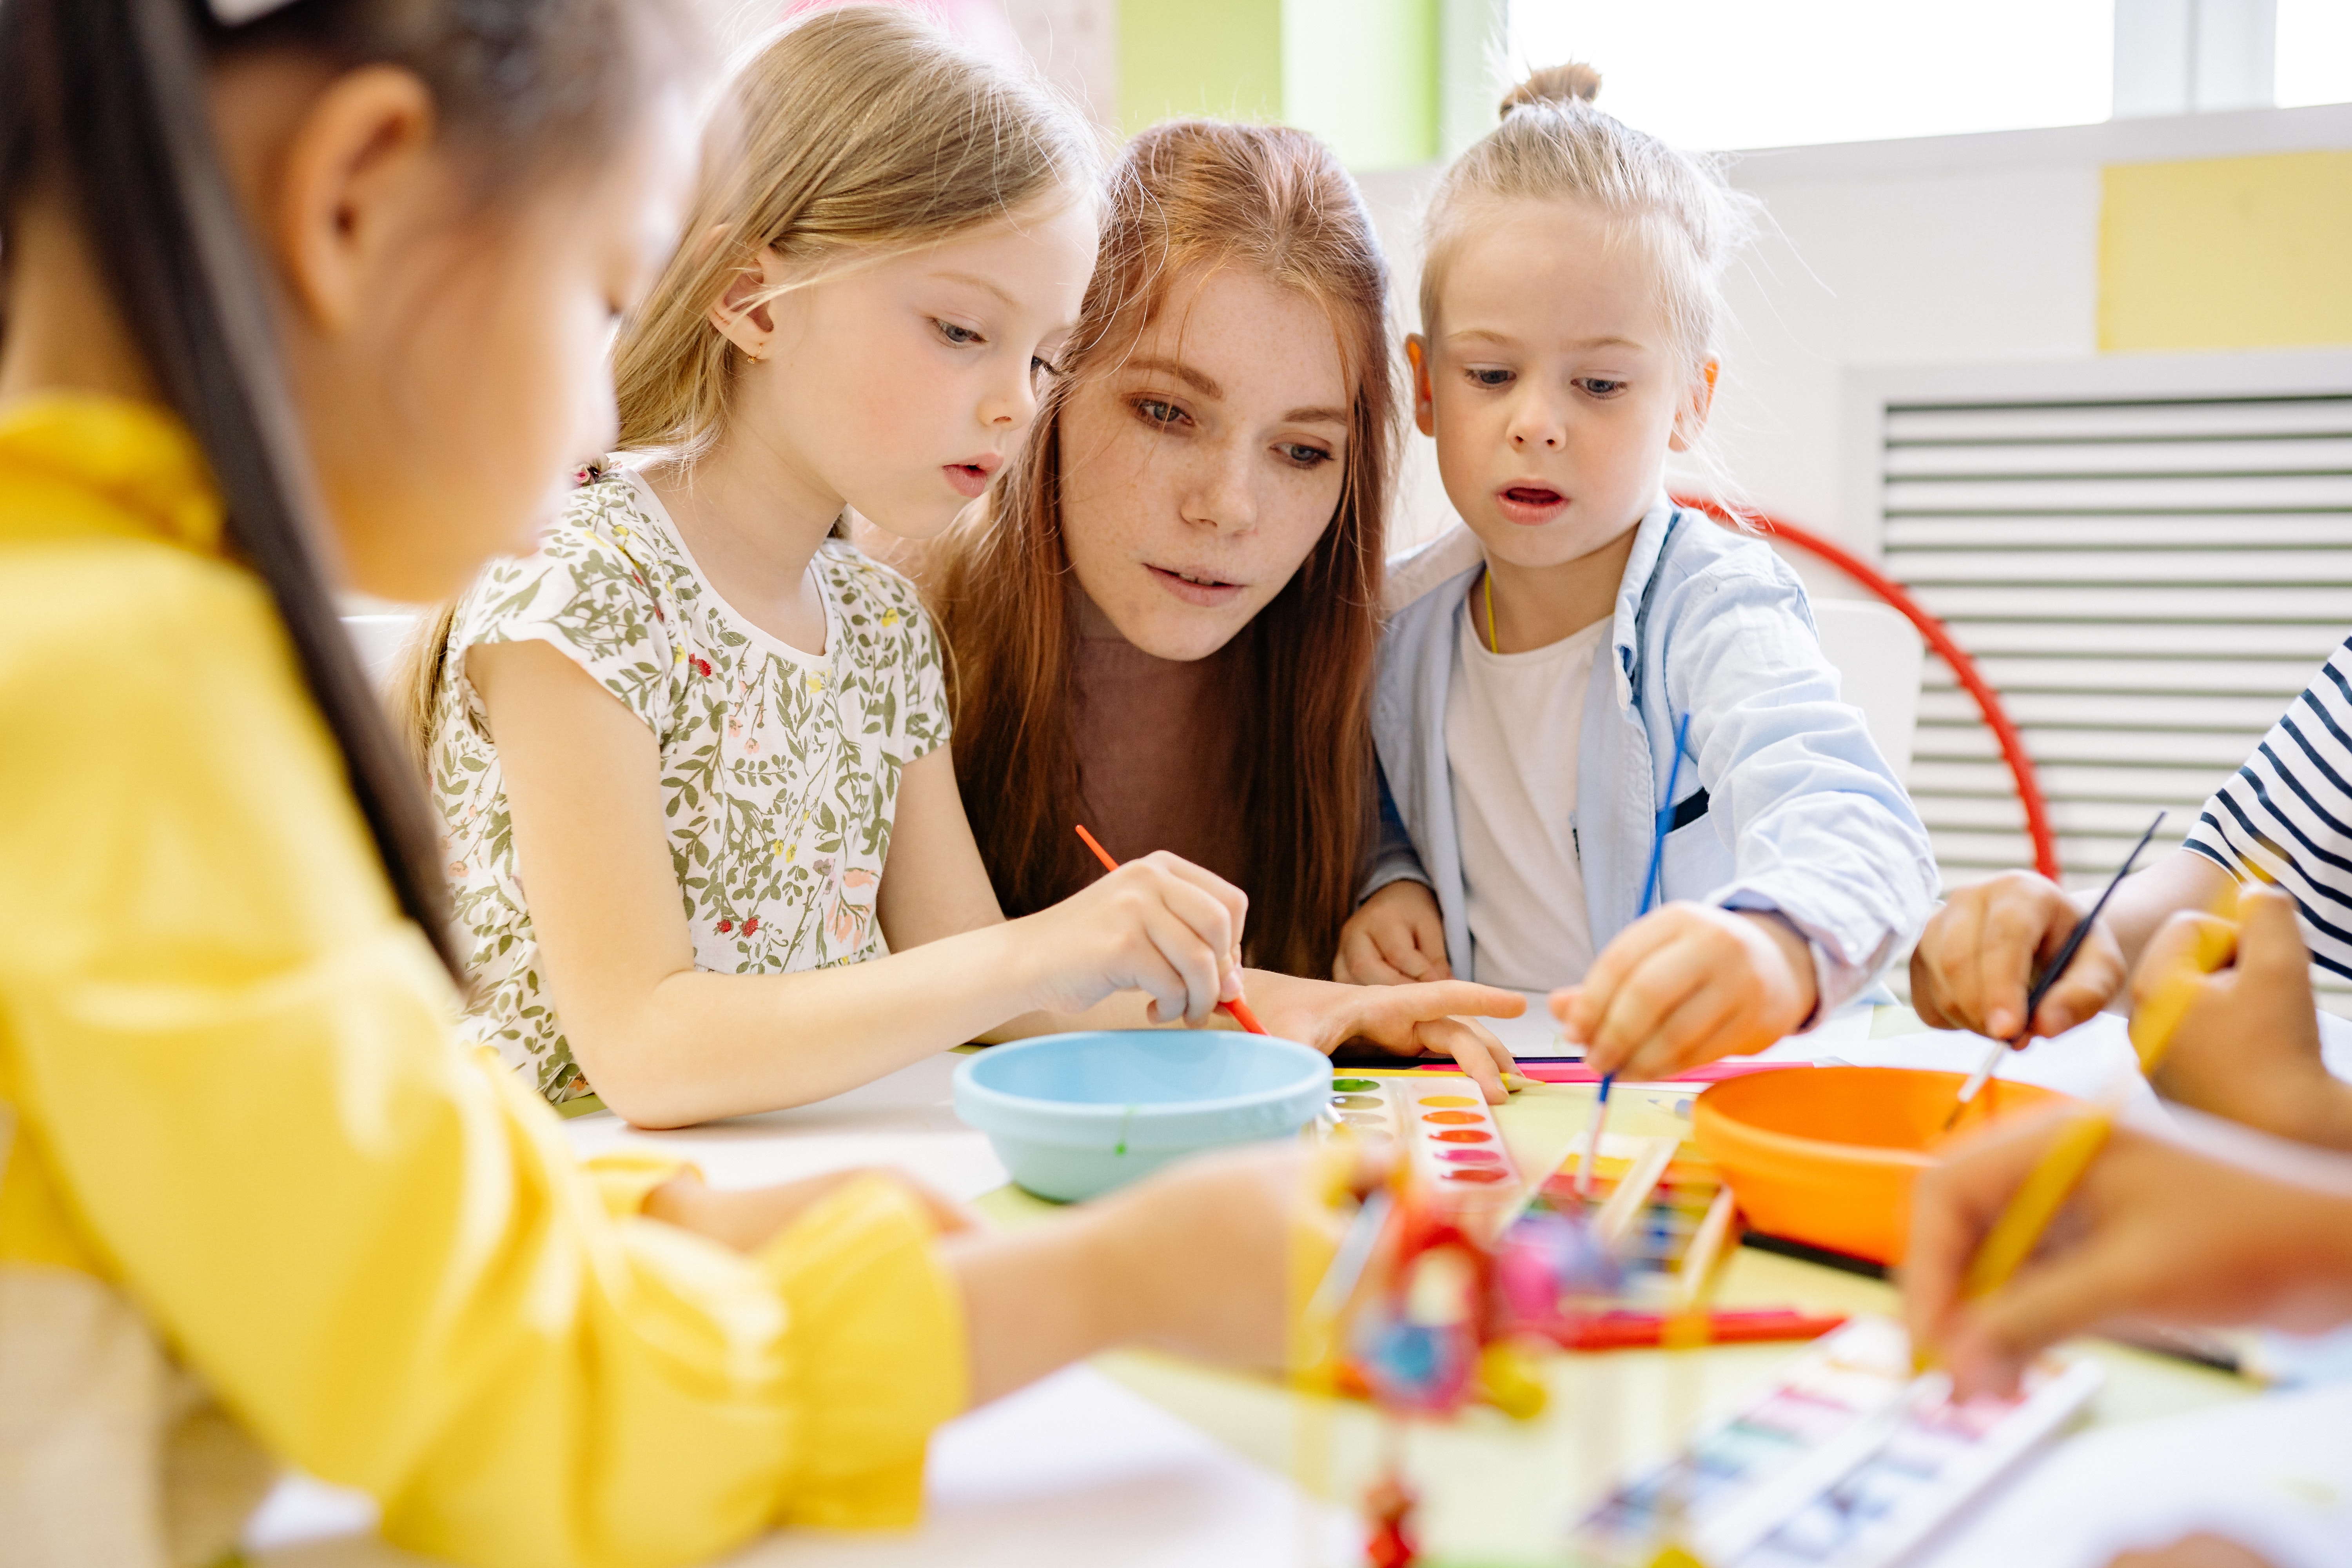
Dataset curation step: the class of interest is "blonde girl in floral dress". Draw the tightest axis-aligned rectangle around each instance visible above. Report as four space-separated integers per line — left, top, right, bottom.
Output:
406 9 1526 1126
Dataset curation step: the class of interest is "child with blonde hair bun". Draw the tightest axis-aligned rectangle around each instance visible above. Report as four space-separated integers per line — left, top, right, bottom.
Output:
1341 64 1935 1080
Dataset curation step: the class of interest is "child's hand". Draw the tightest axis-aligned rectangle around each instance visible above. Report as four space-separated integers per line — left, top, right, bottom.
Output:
2137 889 2352 1152
1553 903 1815 1080
947 1142 1392 1403
1333 880 1454 985
1904 1108 2352 1401
1083 1143 1370 1368
1017 852 1250 1026
1249 971 1525 1102
1911 870 2128 1043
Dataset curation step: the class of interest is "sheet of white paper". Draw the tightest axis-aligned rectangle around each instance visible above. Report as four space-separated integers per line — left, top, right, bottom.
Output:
1479 987 1577 1057
1756 1007 2161 1112
726 1365 1361 1568
2319 1010 2352 1085
252 1368 1358 1568
1911 1383 2352 1568
246 1478 385 1561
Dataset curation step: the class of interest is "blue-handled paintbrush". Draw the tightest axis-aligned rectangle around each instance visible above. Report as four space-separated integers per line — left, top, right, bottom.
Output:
1577 713 1692 1197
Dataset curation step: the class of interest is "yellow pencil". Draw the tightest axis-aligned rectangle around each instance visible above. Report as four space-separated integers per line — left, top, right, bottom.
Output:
2128 911 2240 1075
1961 1107 2114 1299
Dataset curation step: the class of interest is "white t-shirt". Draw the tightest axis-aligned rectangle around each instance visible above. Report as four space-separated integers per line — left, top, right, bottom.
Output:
1444 599 1608 990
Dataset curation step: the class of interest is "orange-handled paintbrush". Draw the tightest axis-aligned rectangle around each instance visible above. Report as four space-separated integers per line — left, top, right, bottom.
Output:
1074 823 1269 1035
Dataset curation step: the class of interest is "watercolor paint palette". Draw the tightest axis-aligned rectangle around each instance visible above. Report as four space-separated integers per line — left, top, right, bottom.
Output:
1568 1316 2103 1568
1325 1072 1521 1200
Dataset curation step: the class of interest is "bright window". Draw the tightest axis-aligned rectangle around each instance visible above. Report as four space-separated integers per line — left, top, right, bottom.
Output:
2278 0 2352 108
1507 0 2116 151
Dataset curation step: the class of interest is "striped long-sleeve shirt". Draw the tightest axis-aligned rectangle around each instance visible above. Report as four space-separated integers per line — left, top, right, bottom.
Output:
2186 637 2352 981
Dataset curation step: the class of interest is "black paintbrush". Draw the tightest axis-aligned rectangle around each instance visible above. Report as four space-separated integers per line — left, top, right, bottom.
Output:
1943 809 2166 1131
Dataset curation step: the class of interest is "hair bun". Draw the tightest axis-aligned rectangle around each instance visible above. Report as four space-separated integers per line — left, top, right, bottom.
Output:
1500 62 1601 117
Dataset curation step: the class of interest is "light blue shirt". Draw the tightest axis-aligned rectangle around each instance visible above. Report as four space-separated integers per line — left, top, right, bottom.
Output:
1368 498 1937 1016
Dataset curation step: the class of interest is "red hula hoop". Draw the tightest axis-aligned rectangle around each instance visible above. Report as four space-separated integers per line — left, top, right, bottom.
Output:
1671 494 2060 882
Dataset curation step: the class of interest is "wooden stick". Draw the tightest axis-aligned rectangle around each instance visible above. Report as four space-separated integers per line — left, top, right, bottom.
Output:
1595 1136 1679 1248
1675 1184 1742 1312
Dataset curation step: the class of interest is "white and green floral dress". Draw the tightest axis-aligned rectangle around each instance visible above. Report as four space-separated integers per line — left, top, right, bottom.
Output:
427 468 949 1103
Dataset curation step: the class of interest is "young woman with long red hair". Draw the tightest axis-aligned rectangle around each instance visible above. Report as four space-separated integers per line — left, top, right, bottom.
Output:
918 120 1526 1098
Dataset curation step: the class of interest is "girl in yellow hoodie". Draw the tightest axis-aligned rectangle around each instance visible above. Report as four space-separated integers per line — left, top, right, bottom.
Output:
0 3 1330 1564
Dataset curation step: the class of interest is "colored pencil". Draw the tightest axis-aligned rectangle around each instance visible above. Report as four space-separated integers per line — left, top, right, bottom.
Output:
1945 809 2166 1131
1543 1307 1847 1352
1962 1105 2114 1298
1442 1060 1808 1085
1074 823 1269 1035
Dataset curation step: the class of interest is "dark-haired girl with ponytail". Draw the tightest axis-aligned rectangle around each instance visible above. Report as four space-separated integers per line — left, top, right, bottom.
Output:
0 4 1345 1562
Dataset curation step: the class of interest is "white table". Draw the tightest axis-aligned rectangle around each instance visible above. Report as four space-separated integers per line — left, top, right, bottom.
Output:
248 1016 2352 1568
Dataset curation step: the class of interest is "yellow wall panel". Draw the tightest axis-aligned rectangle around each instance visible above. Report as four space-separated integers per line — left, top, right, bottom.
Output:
2100 150 2352 353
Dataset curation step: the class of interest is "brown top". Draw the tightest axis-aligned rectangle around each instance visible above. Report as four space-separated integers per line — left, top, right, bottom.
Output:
1071 633 1248 891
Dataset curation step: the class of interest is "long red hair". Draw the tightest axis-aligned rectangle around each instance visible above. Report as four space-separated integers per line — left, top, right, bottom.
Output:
930 120 1396 977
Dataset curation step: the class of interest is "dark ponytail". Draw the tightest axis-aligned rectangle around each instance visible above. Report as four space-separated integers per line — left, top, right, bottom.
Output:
0 0 694 980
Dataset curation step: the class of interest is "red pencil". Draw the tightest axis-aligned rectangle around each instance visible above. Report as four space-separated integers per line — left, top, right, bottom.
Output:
1074 823 1269 1035
1540 1308 1847 1352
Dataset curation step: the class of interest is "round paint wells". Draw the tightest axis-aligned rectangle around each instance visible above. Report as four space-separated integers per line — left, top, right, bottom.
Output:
1331 1078 1380 1093
1419 1095 1479 1108
1332 1094 1383 1109
1433 1129 1492 1144
1338 1112 1386 1126
1422 1110 1483 1125
1438 1147 1501 1164
1444 1167 1510 1185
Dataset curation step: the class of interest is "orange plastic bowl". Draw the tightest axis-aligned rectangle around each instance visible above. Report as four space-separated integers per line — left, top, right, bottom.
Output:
1690 1067 2073 1266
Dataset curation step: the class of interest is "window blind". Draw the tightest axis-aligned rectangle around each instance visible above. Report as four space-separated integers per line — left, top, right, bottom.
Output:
1869 383 2352 1005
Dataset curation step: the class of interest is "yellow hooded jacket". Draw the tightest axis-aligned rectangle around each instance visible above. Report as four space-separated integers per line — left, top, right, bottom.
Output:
0 394 966 1568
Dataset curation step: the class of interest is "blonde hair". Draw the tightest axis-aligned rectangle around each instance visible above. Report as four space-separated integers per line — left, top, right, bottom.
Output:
613 4 1101 458
1419 63 1757 373
390 5 1098 763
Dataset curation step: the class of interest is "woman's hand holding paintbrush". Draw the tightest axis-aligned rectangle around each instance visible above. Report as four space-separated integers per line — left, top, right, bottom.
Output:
1024 829 1252 1028
1073 825 1263 1033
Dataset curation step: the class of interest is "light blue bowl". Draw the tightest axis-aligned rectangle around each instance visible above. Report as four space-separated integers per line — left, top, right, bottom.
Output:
953 1031 1333 1201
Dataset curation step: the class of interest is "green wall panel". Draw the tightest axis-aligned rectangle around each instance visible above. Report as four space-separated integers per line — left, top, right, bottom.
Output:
1283 0 1439 170
1118 0 1284 134
1116 0 1439 170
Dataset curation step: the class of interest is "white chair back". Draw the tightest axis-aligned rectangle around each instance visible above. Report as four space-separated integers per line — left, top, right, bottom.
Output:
1811 597 1923 779
341 612 420 696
